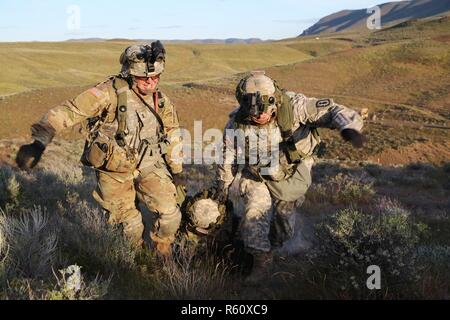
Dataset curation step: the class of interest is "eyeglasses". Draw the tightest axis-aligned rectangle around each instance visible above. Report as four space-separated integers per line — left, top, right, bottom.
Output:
135 75 160 81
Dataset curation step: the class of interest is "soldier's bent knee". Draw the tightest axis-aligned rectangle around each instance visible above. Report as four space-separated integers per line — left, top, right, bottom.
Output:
154 206 181 239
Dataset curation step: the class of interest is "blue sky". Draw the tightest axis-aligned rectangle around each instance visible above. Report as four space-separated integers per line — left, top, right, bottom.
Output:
0 0 388 41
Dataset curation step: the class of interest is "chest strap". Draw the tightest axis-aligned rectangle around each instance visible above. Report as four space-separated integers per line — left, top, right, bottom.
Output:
112 77 129 147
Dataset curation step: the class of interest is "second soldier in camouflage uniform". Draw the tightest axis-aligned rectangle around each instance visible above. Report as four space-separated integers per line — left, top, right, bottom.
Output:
16 42 183 256
214 71 366 284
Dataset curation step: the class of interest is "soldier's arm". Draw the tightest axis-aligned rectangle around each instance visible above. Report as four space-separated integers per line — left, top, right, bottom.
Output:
217 115 239 189
159 93 183 174
31 81 115 146
289 92 364 132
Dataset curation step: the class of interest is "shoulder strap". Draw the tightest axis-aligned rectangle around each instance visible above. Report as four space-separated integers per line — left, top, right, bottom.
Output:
276 90 295 140
156 91 165 110
273 84 314 163
82 77 118 139
112 77 130 147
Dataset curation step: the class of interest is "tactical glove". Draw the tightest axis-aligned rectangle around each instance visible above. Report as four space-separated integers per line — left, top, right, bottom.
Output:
341 129 366 149
16 140 46 170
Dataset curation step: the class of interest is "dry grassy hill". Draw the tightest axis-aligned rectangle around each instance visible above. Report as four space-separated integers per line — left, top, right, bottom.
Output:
301 0 450 36
1 16 449 166
265 17 450 165
0 41 311 96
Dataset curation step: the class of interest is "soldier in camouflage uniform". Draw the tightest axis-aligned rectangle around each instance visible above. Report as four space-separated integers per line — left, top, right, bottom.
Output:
15 42 184 256
214 71 366 284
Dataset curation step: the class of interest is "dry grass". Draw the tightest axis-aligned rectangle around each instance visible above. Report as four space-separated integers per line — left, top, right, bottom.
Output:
0 41 311 96
1 17 448 167
0 138 448 299
156 240 236 299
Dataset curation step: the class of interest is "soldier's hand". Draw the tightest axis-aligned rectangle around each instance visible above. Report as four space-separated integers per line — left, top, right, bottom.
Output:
212 181 229 205
172 172 186 187
15 140 46 170
341 129 366 149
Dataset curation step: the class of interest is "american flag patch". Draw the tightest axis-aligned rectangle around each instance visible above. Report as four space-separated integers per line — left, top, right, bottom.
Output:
88 88 104 99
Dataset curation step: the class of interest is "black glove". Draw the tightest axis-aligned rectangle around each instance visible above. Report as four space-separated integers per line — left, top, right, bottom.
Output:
212 181 229 205
172 172 186 187
15 140 46 170
341 129 366 149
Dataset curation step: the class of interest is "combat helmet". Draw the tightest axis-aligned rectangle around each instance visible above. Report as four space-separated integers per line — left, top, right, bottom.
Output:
119 41 166 78
235 71 283 120
183 190 228 236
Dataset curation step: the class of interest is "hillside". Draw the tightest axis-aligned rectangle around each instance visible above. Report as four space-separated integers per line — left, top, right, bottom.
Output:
1 15 448 165
301 0 450 36
68 38 264 44
0 41 309 97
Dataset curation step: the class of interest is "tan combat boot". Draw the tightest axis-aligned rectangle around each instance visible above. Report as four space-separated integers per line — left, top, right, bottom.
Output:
150 233 173 259
244 251 273 286
155 242 172 257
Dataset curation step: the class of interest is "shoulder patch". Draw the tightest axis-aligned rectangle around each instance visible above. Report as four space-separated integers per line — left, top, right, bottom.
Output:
88 88 104 99
316 99 331 108
96 77 114 89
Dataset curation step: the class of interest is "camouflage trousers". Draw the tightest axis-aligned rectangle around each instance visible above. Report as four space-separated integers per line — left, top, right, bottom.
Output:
238 161 312 253
92 167 181 247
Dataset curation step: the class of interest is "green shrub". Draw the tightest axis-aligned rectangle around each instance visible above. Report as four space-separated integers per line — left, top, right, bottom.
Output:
0 207 58 278
418 245 450 276
0 201 123 299
416 245 450 298
0 167 21 210
443 163 450 174
57 195 137 275
307 173 376 206
1 272 110 300
47 265 110 300
0 219 6 283
308 199 427 299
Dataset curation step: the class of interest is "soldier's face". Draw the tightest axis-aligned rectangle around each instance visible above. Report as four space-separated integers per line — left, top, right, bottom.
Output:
135 75 160 95
251 112 272 125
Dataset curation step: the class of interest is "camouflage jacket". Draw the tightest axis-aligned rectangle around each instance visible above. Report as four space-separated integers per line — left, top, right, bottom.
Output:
217 92 364 187
31 76 183 175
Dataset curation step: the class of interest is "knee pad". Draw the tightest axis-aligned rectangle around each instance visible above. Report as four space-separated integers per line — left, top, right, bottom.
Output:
154 206 181 239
